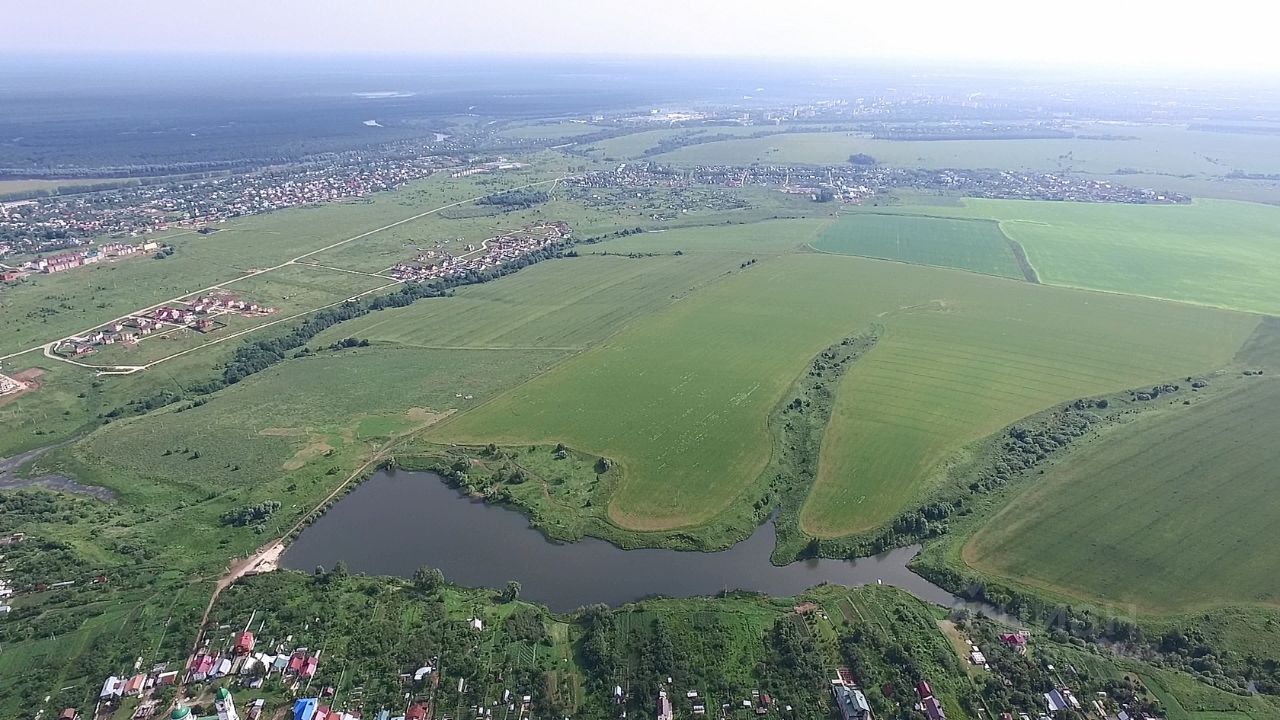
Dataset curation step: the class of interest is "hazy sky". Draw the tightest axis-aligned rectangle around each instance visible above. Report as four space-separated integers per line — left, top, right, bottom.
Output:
10 0 1278 75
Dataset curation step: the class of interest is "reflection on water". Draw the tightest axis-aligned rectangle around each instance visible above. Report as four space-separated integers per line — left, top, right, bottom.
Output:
284 469 999 615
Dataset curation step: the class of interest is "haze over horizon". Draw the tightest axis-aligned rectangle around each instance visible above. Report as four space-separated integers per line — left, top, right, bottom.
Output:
9 0 1279 78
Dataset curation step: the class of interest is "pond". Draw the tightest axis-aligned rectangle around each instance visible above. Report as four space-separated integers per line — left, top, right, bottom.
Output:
283 469 1000 615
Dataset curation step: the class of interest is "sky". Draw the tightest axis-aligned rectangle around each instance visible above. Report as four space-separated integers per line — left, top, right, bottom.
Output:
9 0 1279 76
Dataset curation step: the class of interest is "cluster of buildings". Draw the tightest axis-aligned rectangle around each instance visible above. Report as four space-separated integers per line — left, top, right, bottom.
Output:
448 159 526 178
0 240 162 283
565 162 1189 205
55 292 275 357
185 631 320 688
387 222 571 282
0 156 459 260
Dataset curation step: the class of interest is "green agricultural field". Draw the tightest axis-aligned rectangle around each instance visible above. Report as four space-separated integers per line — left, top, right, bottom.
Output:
584 126 764 160
650 123 1280 176
584 217 830 257
812 213 1027 280
316 253 748 351
862 198 1280 315
802 261 1254 537
0 177 133 195
431 255 891 531
433 251 1253 535
962 376 1280 613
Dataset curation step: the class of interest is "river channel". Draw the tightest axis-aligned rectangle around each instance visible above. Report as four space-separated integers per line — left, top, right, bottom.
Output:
283 469 1000 615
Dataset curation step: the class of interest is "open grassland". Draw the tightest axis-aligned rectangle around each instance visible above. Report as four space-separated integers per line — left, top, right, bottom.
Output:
649 123 1280 176
42 345 569 573
224 262 395 312
316 253 747 351
812 213 1025 279
962 376 1280 613
862 198 1280 315
802 267 1255 537
0 337 252 457
434 251 1254 535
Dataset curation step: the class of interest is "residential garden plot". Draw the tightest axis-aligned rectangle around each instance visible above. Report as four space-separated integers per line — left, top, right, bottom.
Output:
962 378 1280 613
801 266 1256 537
862 198 1280 315
433 250 1255 536
312 252 746 351
812 213 1025 279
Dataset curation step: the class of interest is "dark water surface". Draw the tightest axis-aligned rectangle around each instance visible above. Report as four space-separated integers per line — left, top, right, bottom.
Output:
284 469 995 614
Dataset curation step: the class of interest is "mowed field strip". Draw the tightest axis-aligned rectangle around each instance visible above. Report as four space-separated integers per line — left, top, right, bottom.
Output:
432 250 1257 534
963 377 1280 613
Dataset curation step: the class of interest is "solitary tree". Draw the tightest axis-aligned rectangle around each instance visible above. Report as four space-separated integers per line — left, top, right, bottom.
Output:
414 566 445 593
502 580 522 603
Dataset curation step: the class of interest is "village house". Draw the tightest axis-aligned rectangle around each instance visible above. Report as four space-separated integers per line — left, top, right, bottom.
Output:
917 681 946 720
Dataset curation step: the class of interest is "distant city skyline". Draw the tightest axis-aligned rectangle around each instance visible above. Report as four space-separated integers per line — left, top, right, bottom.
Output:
9 0 1279 76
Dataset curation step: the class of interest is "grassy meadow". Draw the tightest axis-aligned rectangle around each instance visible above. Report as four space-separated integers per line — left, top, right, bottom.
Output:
812 213 1025 279
40 344 571 574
